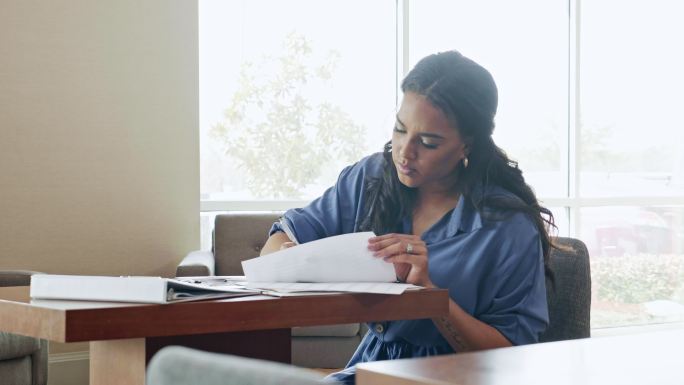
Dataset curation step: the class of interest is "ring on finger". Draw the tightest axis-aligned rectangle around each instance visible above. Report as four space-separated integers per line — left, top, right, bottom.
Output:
406 243 414 254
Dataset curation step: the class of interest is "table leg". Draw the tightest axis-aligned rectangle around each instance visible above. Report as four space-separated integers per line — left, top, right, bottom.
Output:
90 338 145 385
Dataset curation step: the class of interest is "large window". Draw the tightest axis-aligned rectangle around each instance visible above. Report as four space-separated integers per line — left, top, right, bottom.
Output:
200 0 684 329
578 0 684 328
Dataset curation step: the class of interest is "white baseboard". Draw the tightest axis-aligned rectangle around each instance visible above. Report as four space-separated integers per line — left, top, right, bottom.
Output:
48 351 89 385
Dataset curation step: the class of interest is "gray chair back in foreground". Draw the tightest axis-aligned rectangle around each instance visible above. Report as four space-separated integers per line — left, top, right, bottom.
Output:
147 346 329 385
539 237 592 342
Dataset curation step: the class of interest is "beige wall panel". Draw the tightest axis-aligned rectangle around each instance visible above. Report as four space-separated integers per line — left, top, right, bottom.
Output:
0 1 199 280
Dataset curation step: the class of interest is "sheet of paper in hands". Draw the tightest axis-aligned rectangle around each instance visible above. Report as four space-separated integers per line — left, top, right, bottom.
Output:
241 232 396 282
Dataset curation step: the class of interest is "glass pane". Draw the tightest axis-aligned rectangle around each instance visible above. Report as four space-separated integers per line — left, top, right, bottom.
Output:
581 206 684 328
200 211 223 251
580 1 684 197
200 0 396 201
548 206 569 238
409 0 569 197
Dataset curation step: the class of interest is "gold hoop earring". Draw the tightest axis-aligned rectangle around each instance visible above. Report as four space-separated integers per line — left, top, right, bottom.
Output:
463 157 469 168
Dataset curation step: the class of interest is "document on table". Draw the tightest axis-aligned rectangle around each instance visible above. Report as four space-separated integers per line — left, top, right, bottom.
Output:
241 232 396 283
246 281 422 295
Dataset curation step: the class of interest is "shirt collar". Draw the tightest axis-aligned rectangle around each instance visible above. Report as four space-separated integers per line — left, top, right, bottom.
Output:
446 194 483 237
405 183 488 243
417 192 483 244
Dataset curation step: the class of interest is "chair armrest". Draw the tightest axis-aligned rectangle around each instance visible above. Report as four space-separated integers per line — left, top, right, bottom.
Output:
0 270 44 287
176 251 215 277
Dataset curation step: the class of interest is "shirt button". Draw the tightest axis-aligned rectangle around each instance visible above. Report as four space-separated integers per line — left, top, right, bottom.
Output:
374 323 384 334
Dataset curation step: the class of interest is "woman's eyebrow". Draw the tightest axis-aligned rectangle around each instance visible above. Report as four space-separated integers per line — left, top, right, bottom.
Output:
396 115 445 139
395 115 406 129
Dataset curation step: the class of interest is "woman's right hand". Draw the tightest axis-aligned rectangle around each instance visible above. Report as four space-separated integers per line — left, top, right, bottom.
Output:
260 232 296 256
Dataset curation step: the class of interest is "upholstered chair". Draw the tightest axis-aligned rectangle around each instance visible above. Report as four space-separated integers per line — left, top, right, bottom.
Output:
0 270 48 385
147 346 331 385
539 237 592 342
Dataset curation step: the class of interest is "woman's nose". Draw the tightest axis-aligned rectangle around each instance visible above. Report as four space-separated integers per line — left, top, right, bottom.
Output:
399 137 416 160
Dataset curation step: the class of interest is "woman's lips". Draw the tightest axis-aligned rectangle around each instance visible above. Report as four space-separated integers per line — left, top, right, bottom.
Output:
397 163 415 175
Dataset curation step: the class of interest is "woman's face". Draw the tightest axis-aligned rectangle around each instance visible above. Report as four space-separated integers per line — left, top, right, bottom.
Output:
392 92 468 192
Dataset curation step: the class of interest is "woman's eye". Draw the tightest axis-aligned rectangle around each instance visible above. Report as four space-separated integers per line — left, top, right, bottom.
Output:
393 125 438 149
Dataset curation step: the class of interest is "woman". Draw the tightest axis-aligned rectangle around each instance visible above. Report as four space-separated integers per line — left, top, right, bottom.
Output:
261 50 555 385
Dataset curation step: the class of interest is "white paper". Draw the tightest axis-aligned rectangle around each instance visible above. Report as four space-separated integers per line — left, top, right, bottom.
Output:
241 232 396 283
246 282 421 295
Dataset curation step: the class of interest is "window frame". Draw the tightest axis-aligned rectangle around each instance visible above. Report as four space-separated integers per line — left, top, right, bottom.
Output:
200 0 684 226
199 0 684 332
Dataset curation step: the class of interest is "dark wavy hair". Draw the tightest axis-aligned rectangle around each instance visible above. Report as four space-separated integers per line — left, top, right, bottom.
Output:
360 50 556 281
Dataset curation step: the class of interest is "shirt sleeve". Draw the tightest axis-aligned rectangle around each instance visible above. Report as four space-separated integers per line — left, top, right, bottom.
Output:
476 216 549 346
269 157 374 243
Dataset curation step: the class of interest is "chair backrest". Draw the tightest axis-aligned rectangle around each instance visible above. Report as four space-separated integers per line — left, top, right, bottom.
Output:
539 237 592 342
213 213 281 276
0 270 42 287
147 346 327 385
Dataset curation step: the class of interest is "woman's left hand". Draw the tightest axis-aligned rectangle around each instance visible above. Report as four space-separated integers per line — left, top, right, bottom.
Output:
368 233 436 288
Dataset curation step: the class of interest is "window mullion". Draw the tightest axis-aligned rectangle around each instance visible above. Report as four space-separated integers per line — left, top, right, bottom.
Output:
397 0 410 107
569 0 582 237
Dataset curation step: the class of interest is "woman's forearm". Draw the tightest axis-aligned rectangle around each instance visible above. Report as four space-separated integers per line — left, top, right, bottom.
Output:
260 232 293 255
432 299 512 352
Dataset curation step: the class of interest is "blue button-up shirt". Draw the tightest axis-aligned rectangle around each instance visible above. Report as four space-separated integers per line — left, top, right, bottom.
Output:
271 152 548 351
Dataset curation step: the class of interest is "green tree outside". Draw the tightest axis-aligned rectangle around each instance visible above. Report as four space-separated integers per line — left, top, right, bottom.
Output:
211 32 367 199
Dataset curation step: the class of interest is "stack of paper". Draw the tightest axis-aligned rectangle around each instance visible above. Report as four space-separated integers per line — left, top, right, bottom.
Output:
247 281 421 296
241 232 420 295
29 232 423 304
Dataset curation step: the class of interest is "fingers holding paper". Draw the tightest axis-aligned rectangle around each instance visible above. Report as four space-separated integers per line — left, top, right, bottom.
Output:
369 234 427 255
368 234 435 288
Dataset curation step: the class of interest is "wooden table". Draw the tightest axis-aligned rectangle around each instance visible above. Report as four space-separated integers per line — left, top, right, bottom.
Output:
0 286 447 385
357 327 684 385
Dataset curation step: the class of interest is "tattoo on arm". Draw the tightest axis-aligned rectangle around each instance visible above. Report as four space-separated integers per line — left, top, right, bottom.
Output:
435 316 467 352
